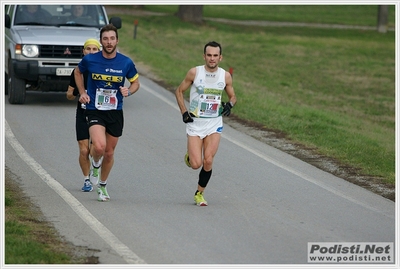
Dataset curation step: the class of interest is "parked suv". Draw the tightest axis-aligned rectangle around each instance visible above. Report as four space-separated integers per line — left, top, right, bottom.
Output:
5 5 121 104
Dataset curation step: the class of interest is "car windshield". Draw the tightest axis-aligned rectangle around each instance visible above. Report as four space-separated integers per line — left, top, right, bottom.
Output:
14 5 107 28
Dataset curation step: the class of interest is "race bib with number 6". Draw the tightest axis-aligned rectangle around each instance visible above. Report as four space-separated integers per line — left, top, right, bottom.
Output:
95 88 118 110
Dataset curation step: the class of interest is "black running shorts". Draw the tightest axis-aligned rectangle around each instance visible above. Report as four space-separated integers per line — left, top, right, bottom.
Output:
75 105 89 141
85 109 124 137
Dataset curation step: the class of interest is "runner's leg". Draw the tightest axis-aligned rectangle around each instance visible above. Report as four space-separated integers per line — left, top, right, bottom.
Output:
99 133 119 182
187 135 204 170
202 133 221 171
89 124 107 164
78 139 90 177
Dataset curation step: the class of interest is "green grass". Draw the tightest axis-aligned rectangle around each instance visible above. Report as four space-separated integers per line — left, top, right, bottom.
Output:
114 5 395 185
5 222 71 264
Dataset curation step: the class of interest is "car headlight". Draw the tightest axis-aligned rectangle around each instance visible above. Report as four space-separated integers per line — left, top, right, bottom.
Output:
22 45 39 57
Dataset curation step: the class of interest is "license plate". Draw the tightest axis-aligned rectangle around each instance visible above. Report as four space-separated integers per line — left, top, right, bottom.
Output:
56 68 74 76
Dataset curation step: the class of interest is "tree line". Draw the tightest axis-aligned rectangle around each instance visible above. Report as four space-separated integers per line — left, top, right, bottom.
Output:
176 5 390 33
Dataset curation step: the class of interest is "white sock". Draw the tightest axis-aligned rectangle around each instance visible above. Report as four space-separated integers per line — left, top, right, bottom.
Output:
93 159 102 168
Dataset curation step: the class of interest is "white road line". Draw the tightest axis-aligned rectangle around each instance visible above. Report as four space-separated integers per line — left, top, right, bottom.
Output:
5 120 146 264
141 84 393 217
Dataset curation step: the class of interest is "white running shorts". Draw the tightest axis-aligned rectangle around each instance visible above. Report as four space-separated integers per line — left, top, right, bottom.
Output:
186 117 223 139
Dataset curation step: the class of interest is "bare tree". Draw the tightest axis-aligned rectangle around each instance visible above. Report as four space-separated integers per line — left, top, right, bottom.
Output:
176 5 203 24
377 5 388 33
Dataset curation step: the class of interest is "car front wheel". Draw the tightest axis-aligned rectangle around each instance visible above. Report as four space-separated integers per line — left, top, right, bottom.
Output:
8 58 26 104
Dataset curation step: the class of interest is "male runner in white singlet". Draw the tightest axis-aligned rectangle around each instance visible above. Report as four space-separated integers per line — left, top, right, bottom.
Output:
175 41 237 206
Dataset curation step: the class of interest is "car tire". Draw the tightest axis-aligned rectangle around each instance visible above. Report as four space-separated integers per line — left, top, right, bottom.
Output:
5 71 9 95
8 58 26 104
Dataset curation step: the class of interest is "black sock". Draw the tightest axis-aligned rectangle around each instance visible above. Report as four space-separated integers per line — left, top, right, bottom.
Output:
198 167 212 188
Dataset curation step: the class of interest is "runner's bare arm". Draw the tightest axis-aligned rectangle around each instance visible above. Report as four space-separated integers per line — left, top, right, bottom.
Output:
224 71 236 106
175 67 196 114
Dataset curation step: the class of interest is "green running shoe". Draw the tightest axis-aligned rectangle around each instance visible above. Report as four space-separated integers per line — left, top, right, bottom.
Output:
184 152 191 168
194 191 207 206
97 185 110 202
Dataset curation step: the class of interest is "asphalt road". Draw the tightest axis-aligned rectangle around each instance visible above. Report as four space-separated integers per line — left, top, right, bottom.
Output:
4 75 395 265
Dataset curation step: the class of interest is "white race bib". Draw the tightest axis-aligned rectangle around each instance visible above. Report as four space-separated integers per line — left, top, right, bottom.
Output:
198 94 221 117
95 88 118 110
